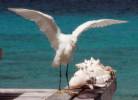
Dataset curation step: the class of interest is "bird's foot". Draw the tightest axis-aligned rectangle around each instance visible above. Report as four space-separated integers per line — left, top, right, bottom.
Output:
63 89 79 96
56 90 65 95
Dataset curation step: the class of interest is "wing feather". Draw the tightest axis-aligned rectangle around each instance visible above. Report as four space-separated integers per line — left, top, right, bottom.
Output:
72 19 127 42
8 8 60 49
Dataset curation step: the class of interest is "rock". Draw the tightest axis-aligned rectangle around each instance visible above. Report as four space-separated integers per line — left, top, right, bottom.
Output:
47 78 116 100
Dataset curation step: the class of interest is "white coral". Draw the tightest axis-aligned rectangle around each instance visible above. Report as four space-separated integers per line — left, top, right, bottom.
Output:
69 57 115 89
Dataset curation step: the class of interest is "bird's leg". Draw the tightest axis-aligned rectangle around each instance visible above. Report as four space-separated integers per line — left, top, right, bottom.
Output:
59 64 62 90
57 65 65 95
66 64 70 89
65 64 78 95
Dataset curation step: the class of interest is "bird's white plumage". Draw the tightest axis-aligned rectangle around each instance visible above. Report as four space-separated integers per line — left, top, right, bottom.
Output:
8 8 60 49
8 8 127 67
72 19 127 42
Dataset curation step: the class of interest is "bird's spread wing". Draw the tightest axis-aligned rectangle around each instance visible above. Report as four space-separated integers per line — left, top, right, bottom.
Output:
72 19 127 42
8 8 61 49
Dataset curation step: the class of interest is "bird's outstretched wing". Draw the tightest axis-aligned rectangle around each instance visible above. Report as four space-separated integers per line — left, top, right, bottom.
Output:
72 19 127 42
8 8 61 49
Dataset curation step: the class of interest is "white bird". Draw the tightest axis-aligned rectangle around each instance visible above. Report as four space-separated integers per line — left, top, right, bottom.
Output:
8 8 127 90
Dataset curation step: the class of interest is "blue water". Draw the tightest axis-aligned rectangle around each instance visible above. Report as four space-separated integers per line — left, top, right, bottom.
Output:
0 10 138 100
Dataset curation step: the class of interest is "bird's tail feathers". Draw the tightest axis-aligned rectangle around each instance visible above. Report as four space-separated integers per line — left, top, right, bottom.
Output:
52 56 61 67
52 61 60 67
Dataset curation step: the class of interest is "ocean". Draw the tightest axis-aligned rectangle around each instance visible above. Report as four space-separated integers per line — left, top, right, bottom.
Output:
0 9 138 100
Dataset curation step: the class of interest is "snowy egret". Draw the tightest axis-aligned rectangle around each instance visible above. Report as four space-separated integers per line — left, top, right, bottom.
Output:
8 8 127 90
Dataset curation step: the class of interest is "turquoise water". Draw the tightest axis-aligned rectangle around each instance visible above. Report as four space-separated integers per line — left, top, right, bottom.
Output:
0 10 138 100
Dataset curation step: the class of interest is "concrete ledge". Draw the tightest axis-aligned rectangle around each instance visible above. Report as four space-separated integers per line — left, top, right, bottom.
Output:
0 89 57 100
0 79 116 100
0 89 56 93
